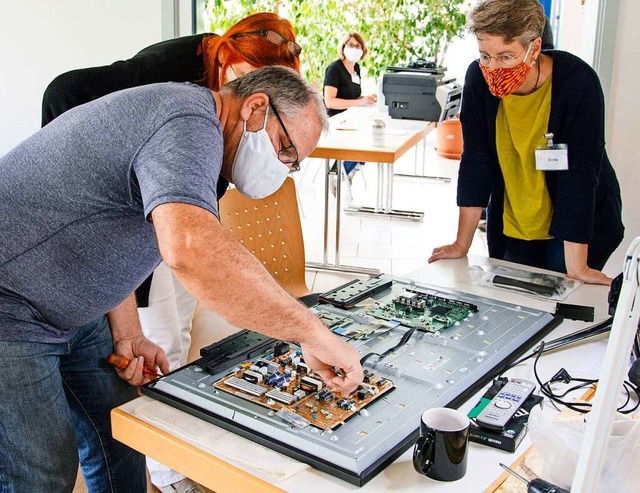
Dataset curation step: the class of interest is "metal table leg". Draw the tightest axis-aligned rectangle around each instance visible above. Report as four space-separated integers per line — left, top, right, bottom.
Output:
345 162 424 221
305 158 380 276
394 136 451 183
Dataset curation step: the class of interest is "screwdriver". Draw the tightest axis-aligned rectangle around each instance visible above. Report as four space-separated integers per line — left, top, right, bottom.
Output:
499 463 570 493
106 353 161 379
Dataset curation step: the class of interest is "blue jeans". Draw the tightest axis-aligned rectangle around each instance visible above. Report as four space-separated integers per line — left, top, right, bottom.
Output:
0 316 145 493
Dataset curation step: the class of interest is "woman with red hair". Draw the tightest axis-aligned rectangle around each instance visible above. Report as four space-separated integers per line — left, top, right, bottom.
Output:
201 13 300 90
41 12 301 493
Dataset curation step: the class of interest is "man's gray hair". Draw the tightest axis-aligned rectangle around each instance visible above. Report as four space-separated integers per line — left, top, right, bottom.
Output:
222 66 328 131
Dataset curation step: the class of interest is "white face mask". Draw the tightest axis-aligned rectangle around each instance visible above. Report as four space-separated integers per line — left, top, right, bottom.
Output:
343 47 363 63
231 107 290 199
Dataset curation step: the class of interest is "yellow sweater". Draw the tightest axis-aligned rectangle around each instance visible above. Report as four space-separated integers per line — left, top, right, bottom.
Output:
496 75 553 240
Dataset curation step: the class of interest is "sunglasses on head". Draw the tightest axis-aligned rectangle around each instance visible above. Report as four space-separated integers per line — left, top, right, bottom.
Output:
232 29 302 57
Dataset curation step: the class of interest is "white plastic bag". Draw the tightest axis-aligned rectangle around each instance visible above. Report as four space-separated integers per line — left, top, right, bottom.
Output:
528 407 640 491
467 265 580 301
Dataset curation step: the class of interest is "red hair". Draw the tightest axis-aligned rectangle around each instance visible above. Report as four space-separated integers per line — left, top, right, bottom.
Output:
201 12 300 91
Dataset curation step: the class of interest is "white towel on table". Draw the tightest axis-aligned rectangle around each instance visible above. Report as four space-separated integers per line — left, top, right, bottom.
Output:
134 400 310 481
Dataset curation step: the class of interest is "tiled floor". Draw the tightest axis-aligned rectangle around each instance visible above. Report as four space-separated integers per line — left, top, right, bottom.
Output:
295 132 488 292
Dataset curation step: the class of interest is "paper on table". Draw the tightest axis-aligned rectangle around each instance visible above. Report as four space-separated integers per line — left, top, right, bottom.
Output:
335 122 359 131
384 129 407 135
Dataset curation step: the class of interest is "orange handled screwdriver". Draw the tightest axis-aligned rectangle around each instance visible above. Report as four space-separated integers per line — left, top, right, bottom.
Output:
106 353 161 379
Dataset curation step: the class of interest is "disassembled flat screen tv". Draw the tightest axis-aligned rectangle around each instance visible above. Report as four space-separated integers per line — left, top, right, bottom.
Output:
142 274 560 486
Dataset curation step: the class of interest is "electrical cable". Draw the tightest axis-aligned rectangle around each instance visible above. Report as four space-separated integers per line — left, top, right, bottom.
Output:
531 341 640 414
498 317 613 379
534 317 613 351
360 327 417 367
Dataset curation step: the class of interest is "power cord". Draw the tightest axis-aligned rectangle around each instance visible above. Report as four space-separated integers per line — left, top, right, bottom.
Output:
532 341 640 415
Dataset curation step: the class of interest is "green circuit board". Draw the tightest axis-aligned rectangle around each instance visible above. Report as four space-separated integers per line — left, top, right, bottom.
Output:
364 290 478 332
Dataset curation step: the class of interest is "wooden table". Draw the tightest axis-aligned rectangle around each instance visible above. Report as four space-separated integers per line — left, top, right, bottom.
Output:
306 107 434 275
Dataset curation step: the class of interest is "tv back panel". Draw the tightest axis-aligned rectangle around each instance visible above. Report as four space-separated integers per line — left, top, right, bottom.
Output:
142 275 560 486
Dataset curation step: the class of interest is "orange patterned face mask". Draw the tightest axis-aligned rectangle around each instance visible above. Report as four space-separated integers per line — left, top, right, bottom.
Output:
479 45 534 98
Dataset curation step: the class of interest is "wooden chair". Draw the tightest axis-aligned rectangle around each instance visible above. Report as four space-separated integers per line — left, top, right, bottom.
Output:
218 177 313 303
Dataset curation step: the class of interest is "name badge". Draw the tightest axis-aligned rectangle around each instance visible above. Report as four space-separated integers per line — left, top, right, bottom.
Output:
351 73 360 84
535 133 568 171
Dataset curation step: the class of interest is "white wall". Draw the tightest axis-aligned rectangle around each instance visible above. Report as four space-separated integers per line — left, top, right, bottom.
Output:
602 0 640 275
0 0 164 156
557 0 585 54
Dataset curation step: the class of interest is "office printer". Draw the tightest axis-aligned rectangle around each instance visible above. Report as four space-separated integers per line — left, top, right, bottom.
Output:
382 70 461 122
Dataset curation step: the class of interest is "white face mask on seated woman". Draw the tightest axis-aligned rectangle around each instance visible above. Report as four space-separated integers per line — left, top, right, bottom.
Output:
231 107 290 199
343 47 363 63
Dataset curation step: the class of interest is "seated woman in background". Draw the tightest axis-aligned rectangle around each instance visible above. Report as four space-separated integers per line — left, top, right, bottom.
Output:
429 0 623 285
323 32 377 186
42 12 302 493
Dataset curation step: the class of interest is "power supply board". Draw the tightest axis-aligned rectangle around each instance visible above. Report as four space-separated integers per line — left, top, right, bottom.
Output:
143 274 560 486
212 349 394 430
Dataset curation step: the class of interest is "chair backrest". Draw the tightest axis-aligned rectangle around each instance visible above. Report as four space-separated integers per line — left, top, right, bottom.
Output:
218 177 310 299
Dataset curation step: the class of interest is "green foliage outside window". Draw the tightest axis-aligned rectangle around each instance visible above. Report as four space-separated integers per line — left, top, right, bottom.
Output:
204 0 468 83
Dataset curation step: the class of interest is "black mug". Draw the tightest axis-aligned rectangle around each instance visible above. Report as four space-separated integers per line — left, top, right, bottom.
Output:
413 407 470 481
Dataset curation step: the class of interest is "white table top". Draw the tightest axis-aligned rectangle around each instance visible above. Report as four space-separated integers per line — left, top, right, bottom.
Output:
115 255 611 492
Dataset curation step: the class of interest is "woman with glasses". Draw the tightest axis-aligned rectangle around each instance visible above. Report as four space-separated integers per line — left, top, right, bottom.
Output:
323 32 377 188
42 12 302 493
429 0 623 286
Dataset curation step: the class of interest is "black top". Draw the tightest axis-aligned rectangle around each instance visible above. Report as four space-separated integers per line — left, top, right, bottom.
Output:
42 34 208 126
41 34 230 306
323 59 362 117
457 50 623 269
41 33 230 216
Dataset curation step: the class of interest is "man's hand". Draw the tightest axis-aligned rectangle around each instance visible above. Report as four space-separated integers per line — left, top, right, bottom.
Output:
299 330 363 396
112 336 170 386
106 293 169 386
428 241 468 263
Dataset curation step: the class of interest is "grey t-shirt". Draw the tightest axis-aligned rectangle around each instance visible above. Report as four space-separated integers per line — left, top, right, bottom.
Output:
0 82 222 343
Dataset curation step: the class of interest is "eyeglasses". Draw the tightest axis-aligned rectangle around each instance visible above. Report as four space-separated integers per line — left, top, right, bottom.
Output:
345 42 362 50
478 43 531 68
232 29 302 57
269 104 300 172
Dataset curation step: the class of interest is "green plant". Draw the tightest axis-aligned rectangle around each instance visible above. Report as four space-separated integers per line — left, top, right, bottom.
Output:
203 0 467 83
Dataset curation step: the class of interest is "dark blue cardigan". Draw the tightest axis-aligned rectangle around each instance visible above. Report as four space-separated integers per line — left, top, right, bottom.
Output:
457 50 624 268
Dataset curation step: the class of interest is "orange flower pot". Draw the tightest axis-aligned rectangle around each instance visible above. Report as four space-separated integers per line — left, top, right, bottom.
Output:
436 118 463 160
